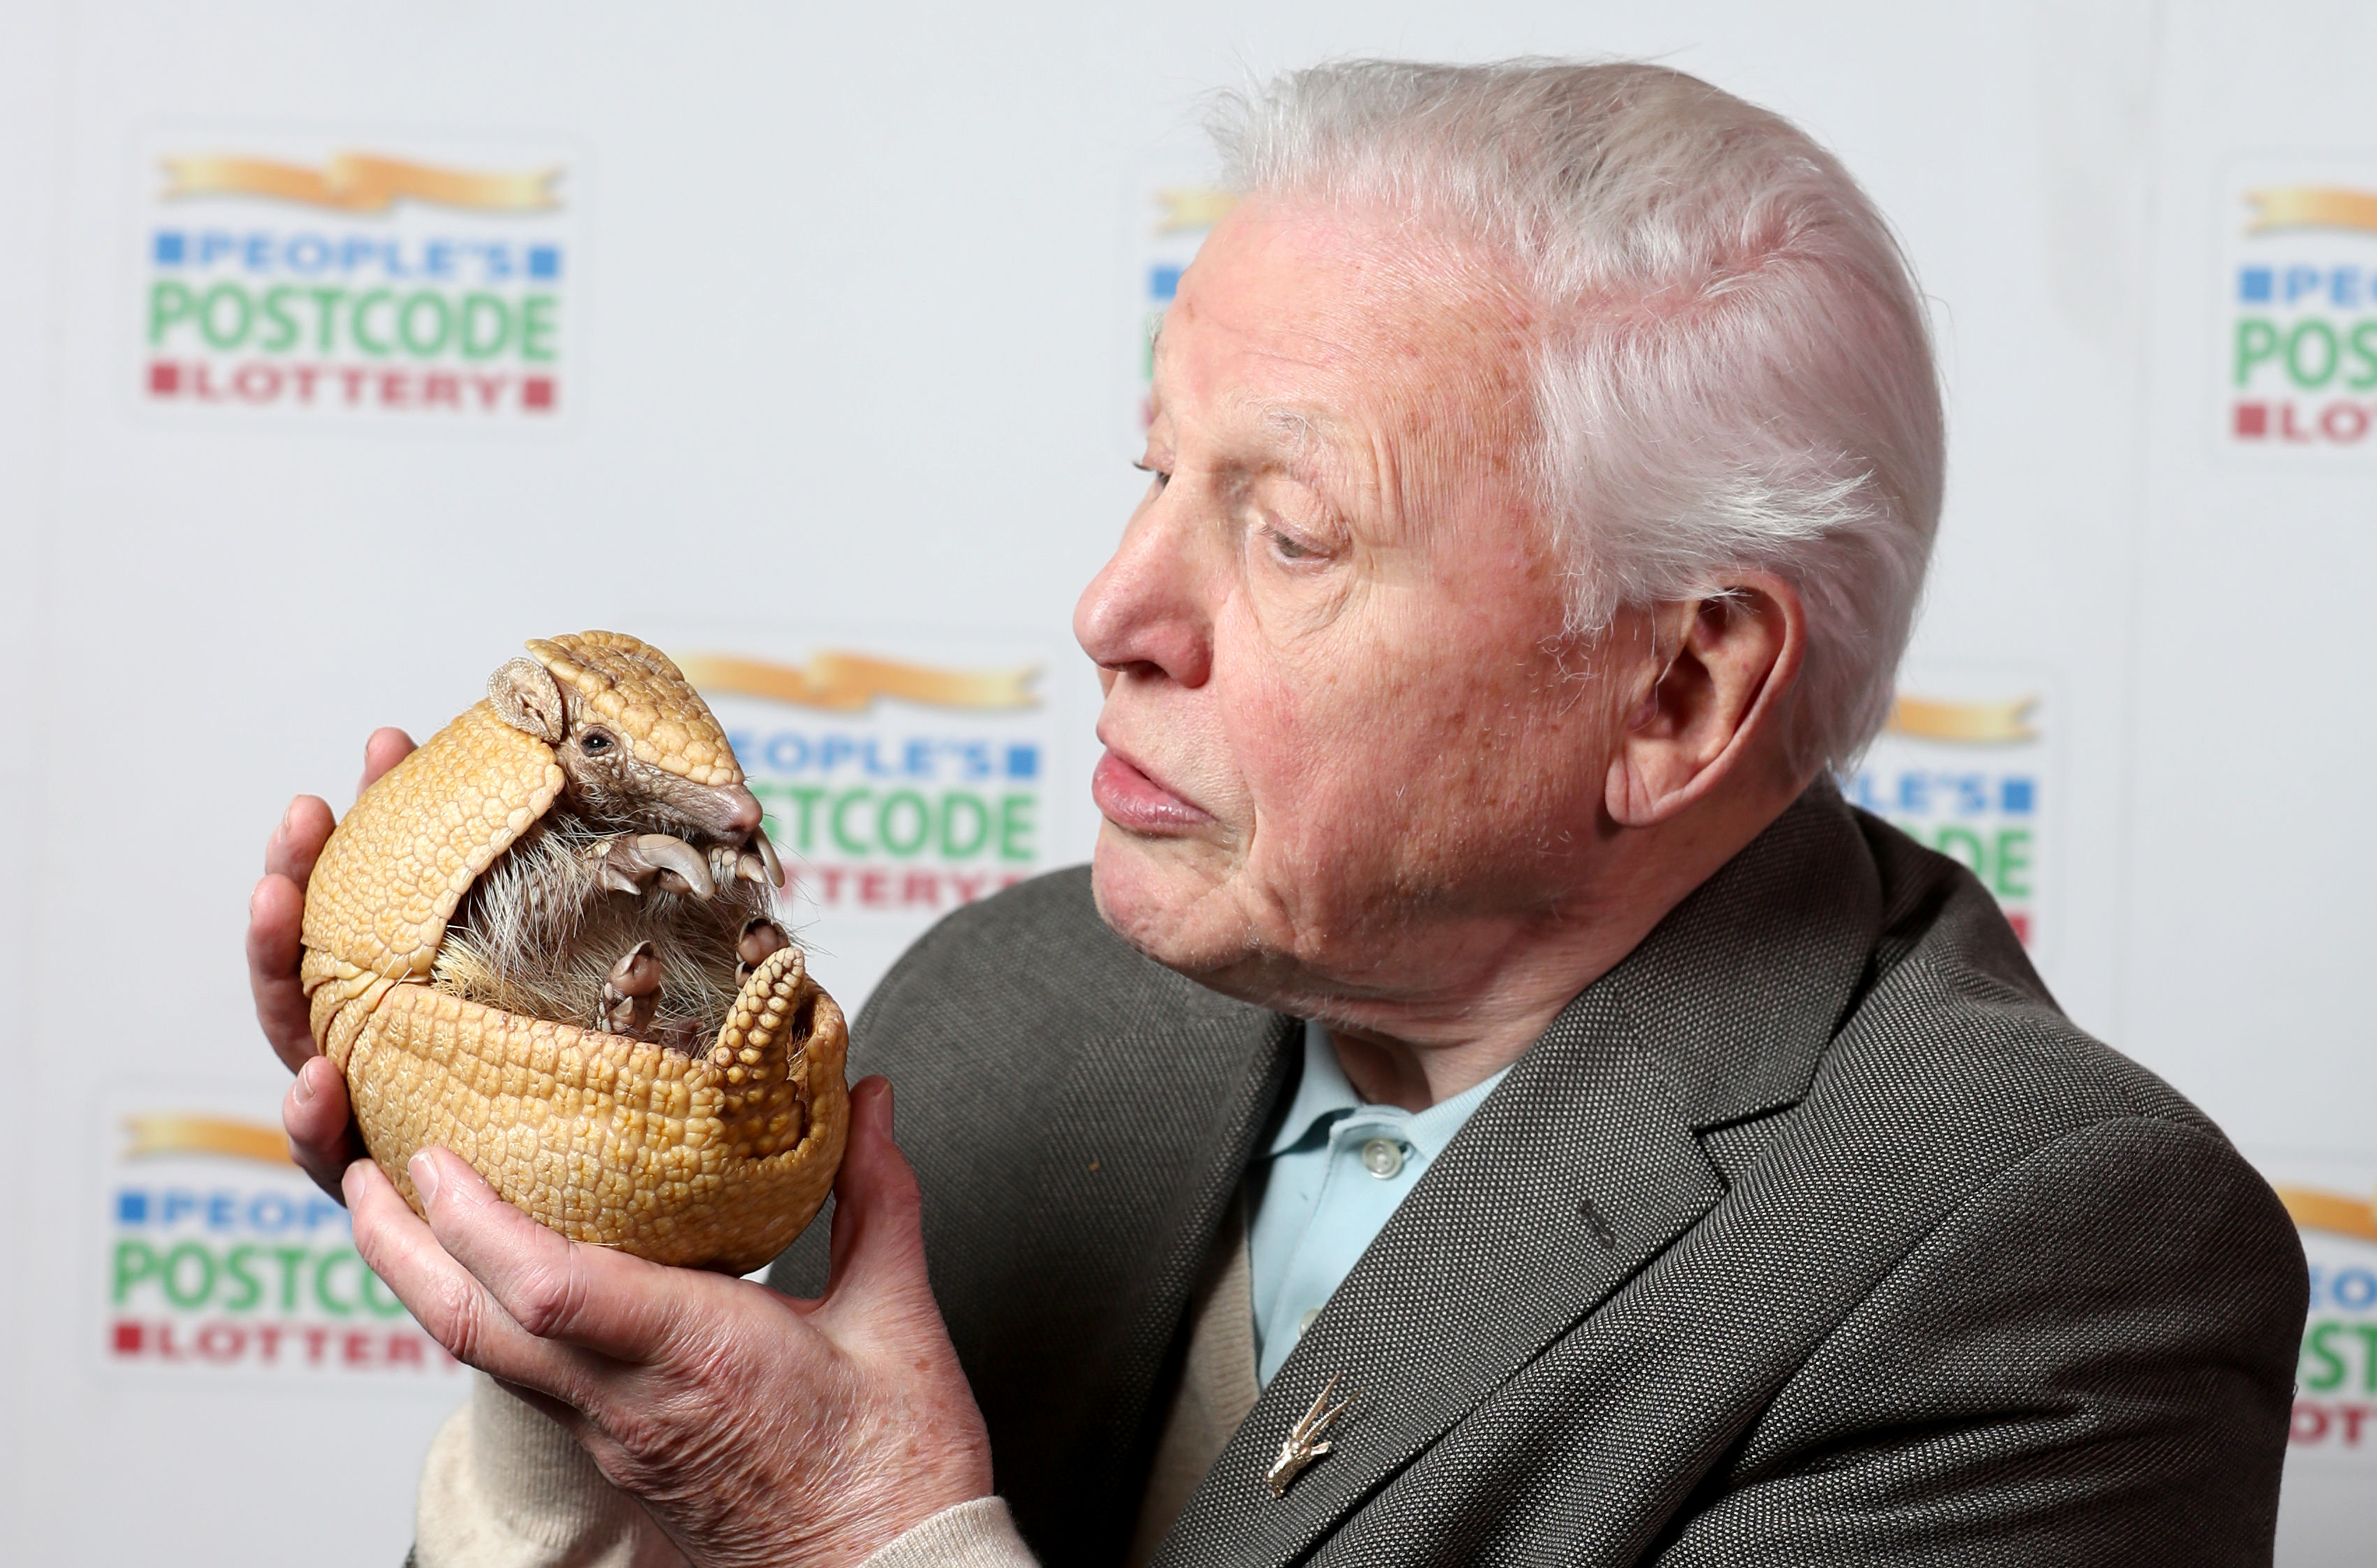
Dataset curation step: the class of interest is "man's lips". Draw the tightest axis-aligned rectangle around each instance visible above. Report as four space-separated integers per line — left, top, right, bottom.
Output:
1091 748 1215 834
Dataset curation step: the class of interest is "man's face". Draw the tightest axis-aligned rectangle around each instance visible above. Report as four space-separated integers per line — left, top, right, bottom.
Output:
1076 196 1628 1006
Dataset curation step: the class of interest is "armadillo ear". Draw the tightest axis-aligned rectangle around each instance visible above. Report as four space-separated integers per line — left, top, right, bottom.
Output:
488 658 568 743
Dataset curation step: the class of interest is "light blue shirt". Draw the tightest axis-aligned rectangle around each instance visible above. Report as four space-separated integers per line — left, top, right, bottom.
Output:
1244 1022 1511 1386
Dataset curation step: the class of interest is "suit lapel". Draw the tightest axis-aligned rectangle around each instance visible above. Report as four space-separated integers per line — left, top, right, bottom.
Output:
1151 788 1884 1567
983 989 1299 1562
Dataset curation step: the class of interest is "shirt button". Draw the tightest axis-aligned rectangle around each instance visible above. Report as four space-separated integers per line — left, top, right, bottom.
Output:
1297 1307 1321 1337
1360 1138 1405 1179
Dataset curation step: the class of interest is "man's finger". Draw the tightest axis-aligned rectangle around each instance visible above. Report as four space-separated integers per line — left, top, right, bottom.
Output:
264 794 337 888
344 1155 600 1403
410 1146 713 1365
358 727 416 799
819 1077 938 1328
281 1057 365 1198
249 873 319 1074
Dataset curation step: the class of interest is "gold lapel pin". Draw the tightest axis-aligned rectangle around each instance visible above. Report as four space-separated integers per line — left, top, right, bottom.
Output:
1266 1372 1352 1497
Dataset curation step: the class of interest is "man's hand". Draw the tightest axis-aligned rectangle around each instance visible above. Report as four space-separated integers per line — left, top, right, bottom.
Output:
249 727 416 1196
355 1076 994 1568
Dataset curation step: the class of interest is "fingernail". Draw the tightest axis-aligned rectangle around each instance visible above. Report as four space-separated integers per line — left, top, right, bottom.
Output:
409 1152 441 1205
293 1061 317 1103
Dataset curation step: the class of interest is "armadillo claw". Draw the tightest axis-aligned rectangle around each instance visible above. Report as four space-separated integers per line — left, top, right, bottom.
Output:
593 833 716 901
751 827 785 890
599 941 661 1038
736 917 790 985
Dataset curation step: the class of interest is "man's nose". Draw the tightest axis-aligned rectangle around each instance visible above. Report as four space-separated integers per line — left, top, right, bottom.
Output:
1073 504 1213 688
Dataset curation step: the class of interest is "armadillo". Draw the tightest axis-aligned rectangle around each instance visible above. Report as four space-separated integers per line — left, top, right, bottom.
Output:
300 630 848 1273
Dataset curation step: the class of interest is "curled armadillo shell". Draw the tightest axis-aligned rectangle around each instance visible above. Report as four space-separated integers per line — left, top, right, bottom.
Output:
297 630 847 1274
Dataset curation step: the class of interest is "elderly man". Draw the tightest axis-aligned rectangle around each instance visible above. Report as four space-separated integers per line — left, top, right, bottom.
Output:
251 61 2304 1567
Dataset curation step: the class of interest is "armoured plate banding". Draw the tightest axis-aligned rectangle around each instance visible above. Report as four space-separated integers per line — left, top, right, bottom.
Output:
298 632 849 1274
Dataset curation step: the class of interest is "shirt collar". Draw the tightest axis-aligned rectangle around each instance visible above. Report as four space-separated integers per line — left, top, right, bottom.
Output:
1265 1019 1511 1159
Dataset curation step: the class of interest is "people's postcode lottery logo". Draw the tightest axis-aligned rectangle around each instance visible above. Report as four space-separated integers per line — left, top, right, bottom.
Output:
2261 1154 2377 1467
96 1090 461 1384
2221 165 2377 456
1843 668 2052 954
136 138 575 426
644 632 1075 1010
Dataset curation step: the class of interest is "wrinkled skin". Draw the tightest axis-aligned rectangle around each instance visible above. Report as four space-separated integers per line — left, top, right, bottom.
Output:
250 191 1809 1562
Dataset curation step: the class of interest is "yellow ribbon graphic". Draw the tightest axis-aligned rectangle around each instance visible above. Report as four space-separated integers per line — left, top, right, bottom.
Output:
1153 187 1238 234
2242 186 2377 237
122 1114 293 1167
161 154 561 213
1884 696 2039 745
673 651 1041 713
2274 1185 2377 1245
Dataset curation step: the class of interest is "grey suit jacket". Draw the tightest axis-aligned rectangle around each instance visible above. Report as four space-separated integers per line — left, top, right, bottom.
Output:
770 787 2305 1566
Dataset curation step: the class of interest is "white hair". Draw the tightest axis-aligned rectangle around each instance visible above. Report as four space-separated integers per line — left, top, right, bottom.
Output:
1210 60 1943 773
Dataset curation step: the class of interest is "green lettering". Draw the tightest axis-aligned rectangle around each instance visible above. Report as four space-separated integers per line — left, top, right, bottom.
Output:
162 1241 217 1309
780 785 827 852
314 1249 360 1317
258 285 300 352
351 289 395 356
2349 321 2377 391
199 283 252 350
940 792 989 858
2355 1323 2377 1394
880 790 929 856
2302 1320 2348 1392
2234 317 2279 385
147 280 195 345
222 1244 264 1312
2286 319 2340 389
1933 825 1984 876
519 293 558 361
459 292 511 358
112 1238 160 1302
1993 828 2033 901
997 793 1036 863
399 291 451 357
272 1244 310 1312
306 286 345 352
831 788 874 855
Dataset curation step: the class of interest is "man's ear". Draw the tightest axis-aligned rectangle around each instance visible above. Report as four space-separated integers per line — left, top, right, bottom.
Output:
488 658 568 743
1604 574 1805 829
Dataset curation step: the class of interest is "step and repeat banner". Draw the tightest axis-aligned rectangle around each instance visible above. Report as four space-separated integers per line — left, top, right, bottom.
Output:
0 2 2369 1563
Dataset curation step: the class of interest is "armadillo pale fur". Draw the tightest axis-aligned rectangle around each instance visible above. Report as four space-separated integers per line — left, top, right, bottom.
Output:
300 631 848 1273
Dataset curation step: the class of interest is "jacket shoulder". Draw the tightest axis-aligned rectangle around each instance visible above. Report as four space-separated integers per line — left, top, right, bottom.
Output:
850 865 1254 1075
1839 808 2211 1140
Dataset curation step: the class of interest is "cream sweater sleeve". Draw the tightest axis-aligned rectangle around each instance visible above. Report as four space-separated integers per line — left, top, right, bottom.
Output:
414 1373 688 1568
411 1219 1254 1568
414 1373 1037 1568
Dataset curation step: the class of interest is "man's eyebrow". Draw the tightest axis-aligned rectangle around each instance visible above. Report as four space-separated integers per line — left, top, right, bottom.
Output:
1232 398 1344 467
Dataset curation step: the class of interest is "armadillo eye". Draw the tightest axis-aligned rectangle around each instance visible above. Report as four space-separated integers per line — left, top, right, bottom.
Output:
581 729 615 755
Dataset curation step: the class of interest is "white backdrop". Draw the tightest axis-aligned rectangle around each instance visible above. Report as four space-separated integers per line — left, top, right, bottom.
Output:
1 2 2369 1562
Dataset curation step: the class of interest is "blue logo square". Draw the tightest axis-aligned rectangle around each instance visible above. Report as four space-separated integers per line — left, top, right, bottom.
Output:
2000 777 2035 815
527 245 562 281
1149 263 1183 301
2238 266 2273 304
152 231 185 266
116 1190 148 1224
1005 743 1040 781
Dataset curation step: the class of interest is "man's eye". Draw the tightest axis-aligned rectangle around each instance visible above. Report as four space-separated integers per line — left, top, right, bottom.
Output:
1133 460 1170 491
1265 525 1317 562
